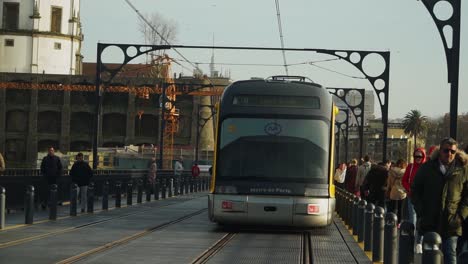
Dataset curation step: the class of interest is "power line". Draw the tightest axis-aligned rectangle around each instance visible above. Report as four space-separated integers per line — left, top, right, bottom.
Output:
308 63 366 79
274 0 289 75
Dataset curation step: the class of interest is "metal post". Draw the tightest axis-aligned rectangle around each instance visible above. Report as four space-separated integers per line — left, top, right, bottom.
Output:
25 185 34 224
195 105 200 163
126 182 133 206
115 181 121 208
336 128 341 167
0 186 5 229
161 177 166 199
190 177 194 194
137 179 143 204
154 180 160 200
357 199 367 242
49 184 57 220
398 221 415 264
87 182 94 213
422 232 443 264
168 177 173 197
93 44 103 170
346 194 353 227
185 176 189 194
372 206 385 262
352 196 360 235
179 177 184 195
344 121 349 163
383 212 398 264
70 184 78 216
102 181 109 210
364 203 374 252
145 181 152 202
158 84 166 170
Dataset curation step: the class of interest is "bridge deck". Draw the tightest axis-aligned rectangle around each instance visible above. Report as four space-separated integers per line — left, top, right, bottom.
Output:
0 194 372 264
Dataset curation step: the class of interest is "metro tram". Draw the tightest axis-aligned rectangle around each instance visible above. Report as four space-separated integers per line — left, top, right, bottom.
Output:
208 76 338 227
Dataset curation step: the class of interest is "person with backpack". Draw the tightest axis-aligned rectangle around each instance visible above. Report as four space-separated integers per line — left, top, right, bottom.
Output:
386 159 408 222
355 155 372 197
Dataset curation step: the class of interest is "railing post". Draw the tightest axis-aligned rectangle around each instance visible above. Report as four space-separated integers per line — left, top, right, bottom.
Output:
383 212 398 264
87 182 94 213
422 232 443 264
398 221 415 264
364 203 374 252
357 199 367 242
70 184 78 216
25 185 34 224
126 182 133 206
161 177 167 199
352 196 360 235
102 181 109 210
154 179 160 200
137 179 143 204
372 206 385 262
0 186 5 229
49 184 57 220
115 181 122 208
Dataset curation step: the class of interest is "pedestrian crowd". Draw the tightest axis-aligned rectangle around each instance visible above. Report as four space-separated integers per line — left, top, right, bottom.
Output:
336 138 468 264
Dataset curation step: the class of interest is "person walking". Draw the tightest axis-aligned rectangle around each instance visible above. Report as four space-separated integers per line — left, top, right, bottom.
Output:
386 159 408 222
355 155 372 197
70 153 93 213
411 138 468 264
344 159 359 195
0 152 5 175
40 147 63 208
191 163 201 178
333 162 347 189
361 161 390 208
147 158 157 185
174 157 184 195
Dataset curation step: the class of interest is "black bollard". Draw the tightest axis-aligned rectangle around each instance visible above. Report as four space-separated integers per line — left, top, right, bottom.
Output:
0 186 5 229
102 181 109 210
87 183 95 213
179 177 184 195
145 181 152 202
190 177 194 193
364 203 375 252
372 206 385 262
70 184 78 216
115 181 122 208
347 195 353 227
357 199 367 242
336 189 342 216
25 185 35 224
137 179 143 204
126 182 133 206
168 177 173 197
161 178 167 199
383 212 398 264
154 180 160 200
49 184 58 220
352 196 361 235
422 232 443 264
398 221 415 264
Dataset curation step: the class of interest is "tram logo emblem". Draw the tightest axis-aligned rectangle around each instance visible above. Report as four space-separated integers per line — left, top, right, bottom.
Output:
264 122 282 135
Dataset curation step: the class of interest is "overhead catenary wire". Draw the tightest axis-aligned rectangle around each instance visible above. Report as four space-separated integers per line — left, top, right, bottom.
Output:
274 0 289 75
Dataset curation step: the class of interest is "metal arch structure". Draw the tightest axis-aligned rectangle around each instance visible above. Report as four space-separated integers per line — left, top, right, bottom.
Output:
335 108 350 166
94 43 391 168
327 88 366 160
420 0 461 139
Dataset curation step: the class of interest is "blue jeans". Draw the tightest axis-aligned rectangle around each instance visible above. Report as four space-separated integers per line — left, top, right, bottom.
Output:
442 236 458 264
406 199 417 227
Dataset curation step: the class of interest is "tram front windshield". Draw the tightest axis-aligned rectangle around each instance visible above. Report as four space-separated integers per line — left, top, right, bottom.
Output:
218 118 329 183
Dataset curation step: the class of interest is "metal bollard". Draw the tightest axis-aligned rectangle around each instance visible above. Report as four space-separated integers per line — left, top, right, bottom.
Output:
115 181 122 208
25 185 35 224
102 181 109 210
161 178 167 199
190 177 194 193
154 180 160 200
422 232 443 264
70 184 78 216
383 212 398 264
179 177 184 195
352 196 361 235
398 221 415 264
49 184 58 220
372 206 385 262
346 194 352 226
126 182 133 206
185 176 189 194
168 177 173 197
87 182 95 213
137 179 143 204
357 199 367 242
0 186 5 229
364 203 375 251
145 181 152 202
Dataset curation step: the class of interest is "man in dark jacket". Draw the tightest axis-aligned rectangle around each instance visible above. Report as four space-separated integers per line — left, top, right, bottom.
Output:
40 147 63 208
361 161 390 208
70 153 93 213
411 138 468 264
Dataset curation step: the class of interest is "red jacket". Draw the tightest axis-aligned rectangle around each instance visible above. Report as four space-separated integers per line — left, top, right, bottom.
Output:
402 147 426 196
191 165 200 177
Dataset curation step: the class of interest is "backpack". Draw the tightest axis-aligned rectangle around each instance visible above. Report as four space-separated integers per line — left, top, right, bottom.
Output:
334 168 346 183
390 180 407 200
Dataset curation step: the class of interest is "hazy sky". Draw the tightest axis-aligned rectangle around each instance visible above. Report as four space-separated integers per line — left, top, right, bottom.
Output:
80 0 467 119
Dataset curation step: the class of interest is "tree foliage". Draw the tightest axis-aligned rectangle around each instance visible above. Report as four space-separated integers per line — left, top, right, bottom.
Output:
402 110 427 148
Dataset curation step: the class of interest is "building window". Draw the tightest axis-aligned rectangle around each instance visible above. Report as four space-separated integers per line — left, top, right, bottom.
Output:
5 39 14 47
2 2 19 30
51 7 62 33
54 42 62 50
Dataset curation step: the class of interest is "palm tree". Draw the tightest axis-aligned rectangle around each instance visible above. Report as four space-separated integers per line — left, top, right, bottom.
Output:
402 110 427 149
